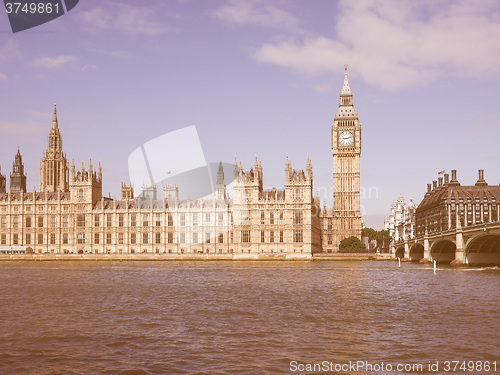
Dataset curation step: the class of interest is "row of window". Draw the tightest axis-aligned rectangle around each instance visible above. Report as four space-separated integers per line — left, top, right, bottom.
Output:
0 231 231 246
0 213 233 229
241 230 303 243
0 205 70 213
0 216 69 229
1 210 308 229
1 233 69 245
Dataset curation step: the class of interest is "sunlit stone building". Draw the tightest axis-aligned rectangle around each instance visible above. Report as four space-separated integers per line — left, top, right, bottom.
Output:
384 194 416 242
415 170 500 236
0 69 363 256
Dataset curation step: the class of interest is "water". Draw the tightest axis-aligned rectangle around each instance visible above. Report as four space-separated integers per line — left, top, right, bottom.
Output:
0 261 498 374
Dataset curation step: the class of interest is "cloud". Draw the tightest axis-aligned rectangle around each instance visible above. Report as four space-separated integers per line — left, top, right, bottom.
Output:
79 2 170 36
313 83 332 93
0 121 44 137
252 0 500 90
0 40 21 64
0 110 50 141
81 64 97 71
0 73 6 81
212 0 301 31
31 55 77 69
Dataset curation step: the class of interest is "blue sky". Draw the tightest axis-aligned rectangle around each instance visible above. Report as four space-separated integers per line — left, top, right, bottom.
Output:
1 0 500 229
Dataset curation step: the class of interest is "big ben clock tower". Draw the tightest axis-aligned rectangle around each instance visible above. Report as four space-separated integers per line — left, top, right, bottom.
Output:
332 64 362 245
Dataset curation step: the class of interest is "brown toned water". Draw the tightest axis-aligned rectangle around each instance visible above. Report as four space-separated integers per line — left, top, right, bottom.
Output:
0 261 498 374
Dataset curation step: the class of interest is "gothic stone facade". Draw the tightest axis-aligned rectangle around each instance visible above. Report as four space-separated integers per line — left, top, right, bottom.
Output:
0 70 362 256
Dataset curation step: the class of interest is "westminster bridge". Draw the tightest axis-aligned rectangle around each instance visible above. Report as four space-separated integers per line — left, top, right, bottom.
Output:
392 221 500 265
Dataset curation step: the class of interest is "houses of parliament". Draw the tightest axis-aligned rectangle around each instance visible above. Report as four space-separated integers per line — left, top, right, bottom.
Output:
0 68 362 257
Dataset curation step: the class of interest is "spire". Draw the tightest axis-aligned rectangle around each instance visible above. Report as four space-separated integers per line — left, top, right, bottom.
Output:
233 157 239 180
341 62 352 96
217 161 224 184
215 161 227 200
336 62 356 114
98 162 102 180
52 102 58 129
306 155 313 181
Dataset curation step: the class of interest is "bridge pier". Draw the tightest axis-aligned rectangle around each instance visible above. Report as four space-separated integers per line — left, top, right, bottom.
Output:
404 241 409 260
423 230 430 261
454 220 465 265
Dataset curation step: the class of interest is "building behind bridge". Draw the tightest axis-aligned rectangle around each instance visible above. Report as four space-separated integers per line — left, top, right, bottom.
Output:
415 170 500 236
390 169 500 265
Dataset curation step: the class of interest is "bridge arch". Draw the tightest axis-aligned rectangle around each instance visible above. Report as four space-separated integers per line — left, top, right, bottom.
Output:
465 235 500 265
395 246 405 259
430 240 455 264
409 243 424 262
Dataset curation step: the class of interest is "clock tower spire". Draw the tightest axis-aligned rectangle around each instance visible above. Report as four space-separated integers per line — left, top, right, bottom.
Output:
332 64 362 249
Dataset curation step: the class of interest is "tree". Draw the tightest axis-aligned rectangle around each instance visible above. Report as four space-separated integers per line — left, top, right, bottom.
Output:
361 227 392 252
362 227 377 242
339 236 367 253
376 230 391 249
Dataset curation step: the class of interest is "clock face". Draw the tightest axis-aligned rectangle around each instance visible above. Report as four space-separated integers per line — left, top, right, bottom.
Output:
339 131 354 146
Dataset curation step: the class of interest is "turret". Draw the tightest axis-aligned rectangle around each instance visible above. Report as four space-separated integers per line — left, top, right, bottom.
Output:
306 155 313 182
98 162 102 181
10 148 27 193
122 183 134 200
70 160 102 205
214 161 227 200
70 159 75 183
233 157 239 180
285 156 292 182
0 165 6 193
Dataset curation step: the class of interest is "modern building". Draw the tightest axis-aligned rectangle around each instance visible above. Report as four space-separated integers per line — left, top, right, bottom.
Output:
0 69 363 256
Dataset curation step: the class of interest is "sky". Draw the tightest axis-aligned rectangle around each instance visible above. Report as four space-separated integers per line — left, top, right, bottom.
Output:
1 0 500 230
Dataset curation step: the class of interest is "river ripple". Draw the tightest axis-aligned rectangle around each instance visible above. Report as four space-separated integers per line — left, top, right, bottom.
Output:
0 261 498 374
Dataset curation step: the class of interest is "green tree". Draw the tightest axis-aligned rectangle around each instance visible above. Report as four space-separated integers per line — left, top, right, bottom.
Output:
362 227 377 242
362 227 392 251
376 230 391 249
339 236 367 253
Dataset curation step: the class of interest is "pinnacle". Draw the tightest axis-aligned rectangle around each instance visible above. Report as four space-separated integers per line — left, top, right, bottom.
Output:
341 65 352 96
52 102 58 129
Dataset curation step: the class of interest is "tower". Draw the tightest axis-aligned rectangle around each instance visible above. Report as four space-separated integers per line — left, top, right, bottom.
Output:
0 165 5 193
70 160 102 206
214 161 227 200
332 64 362 243
121 183 134 200
10 148 27 193
39 103 69 192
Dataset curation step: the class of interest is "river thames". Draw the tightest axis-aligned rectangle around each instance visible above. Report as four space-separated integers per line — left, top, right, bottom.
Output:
0 261 498 374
